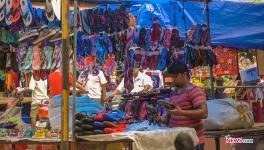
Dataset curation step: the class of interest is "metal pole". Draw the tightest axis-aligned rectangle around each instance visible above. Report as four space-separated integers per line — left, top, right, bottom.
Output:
61 0 70 149
71 0 78 149
205 0 214 99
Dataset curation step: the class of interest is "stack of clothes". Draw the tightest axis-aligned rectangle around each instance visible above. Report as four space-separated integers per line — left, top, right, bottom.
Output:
75 110 128 136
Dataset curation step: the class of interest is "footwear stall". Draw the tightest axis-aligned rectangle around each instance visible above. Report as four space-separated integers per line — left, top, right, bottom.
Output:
0 0 263 149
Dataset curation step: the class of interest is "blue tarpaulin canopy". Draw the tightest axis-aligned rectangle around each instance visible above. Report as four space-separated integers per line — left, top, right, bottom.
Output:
95 0 264 49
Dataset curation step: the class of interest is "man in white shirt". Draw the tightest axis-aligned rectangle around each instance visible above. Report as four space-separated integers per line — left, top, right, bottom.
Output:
76 69 107 104
17 70 49 128
109 67 153 97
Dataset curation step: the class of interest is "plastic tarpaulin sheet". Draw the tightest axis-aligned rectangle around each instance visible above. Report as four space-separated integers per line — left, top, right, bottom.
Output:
102 1 264 49
77 126 199 150
133 2 264 49
204 98 254 130
48 95 104 131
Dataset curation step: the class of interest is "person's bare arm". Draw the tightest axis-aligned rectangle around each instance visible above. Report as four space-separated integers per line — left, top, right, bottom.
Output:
16 87 33 94
168 104 208 119
76 82 88 93
109 89 121 98
143 85 151 91
101 84 106 102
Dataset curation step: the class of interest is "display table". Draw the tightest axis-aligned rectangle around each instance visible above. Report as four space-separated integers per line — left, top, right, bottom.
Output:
77 127 198 150
0 97 32 105
0 137 61 149
204 123 264 150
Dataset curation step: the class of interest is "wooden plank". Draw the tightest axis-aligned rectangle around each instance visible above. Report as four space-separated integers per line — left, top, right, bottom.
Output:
0 97 32 105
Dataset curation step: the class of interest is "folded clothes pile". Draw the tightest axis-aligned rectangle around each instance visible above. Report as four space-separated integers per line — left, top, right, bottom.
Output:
75 110 127 136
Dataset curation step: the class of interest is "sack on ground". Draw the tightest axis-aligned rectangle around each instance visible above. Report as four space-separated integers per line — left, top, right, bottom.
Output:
204 98 254 130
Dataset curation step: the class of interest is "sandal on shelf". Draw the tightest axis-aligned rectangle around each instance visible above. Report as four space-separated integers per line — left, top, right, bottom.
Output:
22 128 35 138
32 129 48 139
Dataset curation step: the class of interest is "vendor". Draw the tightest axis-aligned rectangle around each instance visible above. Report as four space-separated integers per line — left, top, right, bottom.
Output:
108 66 153 97
76 56 107 104
156 61 208 150
16 70 49 129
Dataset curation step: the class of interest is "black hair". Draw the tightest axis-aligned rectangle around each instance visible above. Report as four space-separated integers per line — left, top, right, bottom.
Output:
167 61 188 75
174 132 195 150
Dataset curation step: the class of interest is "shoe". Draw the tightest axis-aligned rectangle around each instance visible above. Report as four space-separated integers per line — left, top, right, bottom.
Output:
0 122 17 129
0 129 9 137
80 117 94 124
75 126 83 133
93 129 104 134
81 124 94 131
45 46 53 70
32 129 48 139
23 47 34 70
33 28 58 45
47 130 59 138
19 29 39 42
75 112 87 120
157 100 175 110
75 120 82 127
22 128 35 138
103 121 118 128
91 121 105 129
49 30 61 43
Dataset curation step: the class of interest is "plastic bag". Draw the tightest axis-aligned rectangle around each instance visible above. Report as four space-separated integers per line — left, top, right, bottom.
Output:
204 98 254 130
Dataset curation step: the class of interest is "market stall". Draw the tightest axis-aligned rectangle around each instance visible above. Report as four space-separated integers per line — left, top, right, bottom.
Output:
0 0 263 149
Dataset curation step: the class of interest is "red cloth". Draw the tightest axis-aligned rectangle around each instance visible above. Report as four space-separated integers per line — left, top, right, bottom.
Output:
48 71 73 98
213 47 238 76
94 110 109 121
104 124 128 134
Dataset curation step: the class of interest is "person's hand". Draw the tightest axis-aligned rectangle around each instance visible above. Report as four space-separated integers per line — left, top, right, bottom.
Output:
106 95 113 100
153 114 161 122
168 105 183 115
16 87 24 94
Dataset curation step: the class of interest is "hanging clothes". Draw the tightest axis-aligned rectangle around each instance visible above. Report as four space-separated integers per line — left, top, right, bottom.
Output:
123 49 135 93
213 47 238 76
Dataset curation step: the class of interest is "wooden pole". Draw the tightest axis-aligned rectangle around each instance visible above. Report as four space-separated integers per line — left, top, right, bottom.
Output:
71 0 78 149
61 0 70 149
205 0 215 99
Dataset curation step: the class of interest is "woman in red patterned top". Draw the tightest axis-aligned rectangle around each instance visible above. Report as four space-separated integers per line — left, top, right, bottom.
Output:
156 61 208 150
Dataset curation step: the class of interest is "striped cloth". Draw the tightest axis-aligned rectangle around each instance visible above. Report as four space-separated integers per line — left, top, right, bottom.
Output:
168 83 206 144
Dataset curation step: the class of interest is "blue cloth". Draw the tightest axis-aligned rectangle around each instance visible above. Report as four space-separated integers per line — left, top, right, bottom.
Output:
92 121 105 129
50 95 104 115
77 31 83 56
103 110 125 121
157 47 168 71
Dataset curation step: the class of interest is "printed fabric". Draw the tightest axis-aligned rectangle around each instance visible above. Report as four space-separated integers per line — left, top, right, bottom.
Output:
213 47 238 76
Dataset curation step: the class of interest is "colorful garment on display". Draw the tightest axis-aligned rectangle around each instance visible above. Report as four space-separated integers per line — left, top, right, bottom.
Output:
213 47 238 76
124 49 135 93
157 47 168 71
5 70 19 91
191 66 210 78
103 55 117 76
151 17 162 45
162 28 172 50
32 45 41 70
144 69 164 89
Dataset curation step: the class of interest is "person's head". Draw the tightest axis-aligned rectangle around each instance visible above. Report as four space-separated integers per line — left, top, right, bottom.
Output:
165 61 189 88
33 70 40 81
174 132 195 150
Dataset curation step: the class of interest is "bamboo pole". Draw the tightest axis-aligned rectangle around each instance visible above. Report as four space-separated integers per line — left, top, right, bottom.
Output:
61 0 70 149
